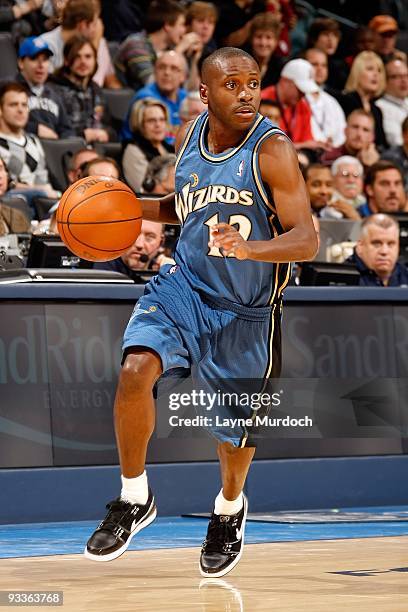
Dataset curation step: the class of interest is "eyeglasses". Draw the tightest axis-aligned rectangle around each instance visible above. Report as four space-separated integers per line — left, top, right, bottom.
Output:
338 171 362 178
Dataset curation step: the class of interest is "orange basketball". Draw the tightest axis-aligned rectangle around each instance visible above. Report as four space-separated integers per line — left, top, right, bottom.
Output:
56 176 142 262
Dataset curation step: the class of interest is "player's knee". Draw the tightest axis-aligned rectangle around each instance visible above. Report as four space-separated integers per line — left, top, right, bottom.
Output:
119 351 162 393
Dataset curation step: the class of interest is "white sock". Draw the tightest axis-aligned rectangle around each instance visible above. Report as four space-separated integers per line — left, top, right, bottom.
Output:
214 489 243 516
120 471 149 505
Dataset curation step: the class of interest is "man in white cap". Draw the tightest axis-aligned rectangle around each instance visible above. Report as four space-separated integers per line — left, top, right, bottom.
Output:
261 58 329 151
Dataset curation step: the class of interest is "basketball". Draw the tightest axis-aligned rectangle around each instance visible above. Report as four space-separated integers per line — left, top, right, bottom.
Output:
56 176 143 262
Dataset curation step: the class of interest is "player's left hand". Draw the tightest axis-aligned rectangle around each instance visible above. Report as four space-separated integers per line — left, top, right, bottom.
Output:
209 223 250 260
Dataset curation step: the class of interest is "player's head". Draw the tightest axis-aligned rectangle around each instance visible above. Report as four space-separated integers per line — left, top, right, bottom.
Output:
200 47 261 129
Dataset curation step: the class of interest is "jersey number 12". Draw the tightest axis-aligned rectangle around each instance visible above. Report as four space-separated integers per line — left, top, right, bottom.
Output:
204 213 252 258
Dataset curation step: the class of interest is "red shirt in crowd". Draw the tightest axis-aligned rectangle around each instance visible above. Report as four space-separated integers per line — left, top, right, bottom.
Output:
261 85 313 143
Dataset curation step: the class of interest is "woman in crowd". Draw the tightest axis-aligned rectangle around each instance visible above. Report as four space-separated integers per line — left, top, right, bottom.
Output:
338 51 388 149
122 98 174 193
244 12 284 88
50 34 113 143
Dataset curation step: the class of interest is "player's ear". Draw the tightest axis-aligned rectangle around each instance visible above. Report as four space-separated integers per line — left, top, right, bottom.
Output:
200 83 208 104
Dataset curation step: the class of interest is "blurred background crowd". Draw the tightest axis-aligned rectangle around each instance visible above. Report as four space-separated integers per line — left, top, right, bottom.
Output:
1 0 408 287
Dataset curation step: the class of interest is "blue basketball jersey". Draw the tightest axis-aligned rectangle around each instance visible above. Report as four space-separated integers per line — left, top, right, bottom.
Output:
174 112 291 308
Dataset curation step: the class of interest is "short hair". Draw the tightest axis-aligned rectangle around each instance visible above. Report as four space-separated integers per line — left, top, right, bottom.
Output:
365 160 403 186
307 18 341 48
62 0 100 29
345 51 386 97
143 154 176 192
249 12 282 40
201 47 258 82
347 108 375 126
186 1 218 27
129 98 169 135
68 147 97 170
302 163 331 182
81 156 121 178
0 81 28 106
360 213 399 238
145 0 185 34
331 156 364 177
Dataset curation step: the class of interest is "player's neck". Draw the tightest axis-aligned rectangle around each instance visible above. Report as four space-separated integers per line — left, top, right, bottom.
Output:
206 119 248 154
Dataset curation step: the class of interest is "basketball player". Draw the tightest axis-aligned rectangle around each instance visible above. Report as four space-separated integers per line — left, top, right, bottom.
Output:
85 48 317 577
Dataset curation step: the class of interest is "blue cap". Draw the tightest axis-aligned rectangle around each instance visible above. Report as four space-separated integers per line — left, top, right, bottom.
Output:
18 37 54 59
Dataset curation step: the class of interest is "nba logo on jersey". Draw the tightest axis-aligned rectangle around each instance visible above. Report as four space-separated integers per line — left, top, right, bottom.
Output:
237 160 244 177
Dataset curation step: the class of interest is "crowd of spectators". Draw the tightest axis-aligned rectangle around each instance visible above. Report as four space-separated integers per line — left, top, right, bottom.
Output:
0 0 408 285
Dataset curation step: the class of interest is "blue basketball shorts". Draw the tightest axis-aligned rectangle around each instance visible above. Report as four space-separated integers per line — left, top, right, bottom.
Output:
123 265 282 447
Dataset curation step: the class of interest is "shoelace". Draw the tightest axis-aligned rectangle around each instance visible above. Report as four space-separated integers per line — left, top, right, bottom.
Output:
203 515 238 553
100 499 135 532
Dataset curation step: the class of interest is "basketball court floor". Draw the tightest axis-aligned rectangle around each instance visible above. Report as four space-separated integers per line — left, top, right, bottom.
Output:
1 515 407 611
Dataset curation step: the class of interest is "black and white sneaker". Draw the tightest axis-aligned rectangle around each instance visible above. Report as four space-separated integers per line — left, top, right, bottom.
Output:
199 494 248 578
84 489 157 562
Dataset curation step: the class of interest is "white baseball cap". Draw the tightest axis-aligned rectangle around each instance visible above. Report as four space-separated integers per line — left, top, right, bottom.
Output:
281 59 319 94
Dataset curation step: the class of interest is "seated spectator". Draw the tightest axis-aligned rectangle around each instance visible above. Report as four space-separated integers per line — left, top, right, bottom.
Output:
0 156 30 236
121 50 188 144
186 1 217 55
179 90 206 125
141 153 176 195
358 160 406 217
16 36 73 139
368 14 407 64
336 51 388 149
347 213 408 286
259 99 281 124
304 163 360 219
304 48 346 148
306 17 348 91
114 0 187 90
36 0 99 71
0 82 59 212
94 219 165 279
375 57 408 147
261 59 328 152
122 98 174 193
331 156 366 209
66 146 98 183
37 0 118 88
80 155 120 179
381 116 408 190
243 13 284 88
50 34 113 143
321 109 380 170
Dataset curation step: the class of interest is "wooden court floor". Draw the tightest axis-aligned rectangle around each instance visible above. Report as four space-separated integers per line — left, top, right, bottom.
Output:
1 537 407 611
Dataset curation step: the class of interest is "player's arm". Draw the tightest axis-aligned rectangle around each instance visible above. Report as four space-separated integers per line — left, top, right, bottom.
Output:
211 134 318 262
138 121 194 225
